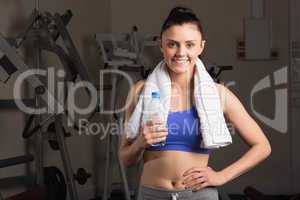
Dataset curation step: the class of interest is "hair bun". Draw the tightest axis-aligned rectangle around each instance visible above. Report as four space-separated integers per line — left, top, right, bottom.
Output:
169 6 195 17
160 6 204 38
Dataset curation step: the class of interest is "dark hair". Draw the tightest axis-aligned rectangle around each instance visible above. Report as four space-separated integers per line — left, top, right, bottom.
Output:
160 6 205 39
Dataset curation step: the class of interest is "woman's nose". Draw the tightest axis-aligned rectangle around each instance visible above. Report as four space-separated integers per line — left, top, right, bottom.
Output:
175 46 186 56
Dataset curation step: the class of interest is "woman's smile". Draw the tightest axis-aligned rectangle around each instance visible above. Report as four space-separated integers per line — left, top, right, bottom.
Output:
172 58 190 64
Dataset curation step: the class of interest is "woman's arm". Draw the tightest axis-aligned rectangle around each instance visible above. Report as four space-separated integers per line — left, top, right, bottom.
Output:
183 84 271 190
119 135 146 167
119 80 146 167
118 80 168 167
218 84 271 183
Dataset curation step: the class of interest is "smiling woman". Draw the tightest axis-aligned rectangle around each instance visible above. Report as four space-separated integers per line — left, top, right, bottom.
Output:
159 7 205 80
119 6 271 200
160 23 205 75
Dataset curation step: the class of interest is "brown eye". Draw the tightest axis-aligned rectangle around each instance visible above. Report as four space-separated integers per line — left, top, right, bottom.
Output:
186 42 195 49
167 42 178 48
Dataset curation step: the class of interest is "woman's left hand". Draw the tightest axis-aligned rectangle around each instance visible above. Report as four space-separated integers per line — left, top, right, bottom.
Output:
182 166 227 191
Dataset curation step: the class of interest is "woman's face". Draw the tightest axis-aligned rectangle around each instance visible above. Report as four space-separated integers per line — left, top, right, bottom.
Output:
160 23 205 75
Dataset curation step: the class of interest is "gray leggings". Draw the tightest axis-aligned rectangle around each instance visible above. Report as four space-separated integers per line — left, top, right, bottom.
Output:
139 185 219 200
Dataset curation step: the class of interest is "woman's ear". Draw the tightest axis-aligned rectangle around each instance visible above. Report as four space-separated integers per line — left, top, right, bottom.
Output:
201 40 206 48
159 38 163 53
198 40 206 55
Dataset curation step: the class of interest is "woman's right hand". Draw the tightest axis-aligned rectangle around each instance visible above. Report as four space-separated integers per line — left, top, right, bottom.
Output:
136 119 168 149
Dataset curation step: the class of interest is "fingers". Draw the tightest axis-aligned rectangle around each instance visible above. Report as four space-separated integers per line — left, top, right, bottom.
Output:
183 174 209 191
183 175 206 188
182 167 212 191
141 125 167 146
143 127 168 138
144 131 167 140
143 122 168 137
141 119 168 146
183 167 206 176
191 182 209 191
150 125 168 133
149 136 167 144
183 172 205 184
145 131 167 144
146 118 164 126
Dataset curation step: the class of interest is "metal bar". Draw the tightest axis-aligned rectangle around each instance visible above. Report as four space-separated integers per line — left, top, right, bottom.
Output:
0 99 34 109
103 132 111 200
108 67 118 199
0 33 63 114
103 66 118 200
54 114 79 200
0 155 34 168
0 175 35 188
0 54 18 82
115 138 131 200
134 162 143 200
35 0 40 12
53 13 93 84
34 41 44 185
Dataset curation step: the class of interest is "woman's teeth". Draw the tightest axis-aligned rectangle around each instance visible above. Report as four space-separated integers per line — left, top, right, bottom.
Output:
173 59 189 64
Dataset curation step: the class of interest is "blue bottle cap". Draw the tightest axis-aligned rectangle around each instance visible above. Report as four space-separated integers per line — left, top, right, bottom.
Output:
151 91 160 99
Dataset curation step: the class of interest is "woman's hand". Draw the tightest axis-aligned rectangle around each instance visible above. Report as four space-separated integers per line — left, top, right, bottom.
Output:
182 166 227 191
135 119 168 149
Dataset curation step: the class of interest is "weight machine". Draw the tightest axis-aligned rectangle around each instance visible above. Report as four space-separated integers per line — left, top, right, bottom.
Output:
207 64 233 83
95 26 159 200
0 8 94 200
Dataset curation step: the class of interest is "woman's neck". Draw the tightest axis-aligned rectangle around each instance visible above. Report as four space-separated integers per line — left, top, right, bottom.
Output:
168 67 195 91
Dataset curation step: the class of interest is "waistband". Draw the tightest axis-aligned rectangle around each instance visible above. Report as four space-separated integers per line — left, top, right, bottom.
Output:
140 185 192 199
140 185 218 200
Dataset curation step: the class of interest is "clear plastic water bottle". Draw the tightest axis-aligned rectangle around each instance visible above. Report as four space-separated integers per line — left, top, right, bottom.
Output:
149 91 166 147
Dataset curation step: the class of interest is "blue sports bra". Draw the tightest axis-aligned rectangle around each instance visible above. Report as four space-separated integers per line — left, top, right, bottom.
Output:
146 106 211 154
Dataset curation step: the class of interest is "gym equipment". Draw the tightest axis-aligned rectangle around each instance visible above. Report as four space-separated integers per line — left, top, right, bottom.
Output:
243 186 300 200
96 26 158 78
46 122 71 151
0 52 18 83
0 153 67 200
95 26 159 200
207 64 233 83
44 166 67 200
0 155 34 169
0 8 94 200
73 168 92 185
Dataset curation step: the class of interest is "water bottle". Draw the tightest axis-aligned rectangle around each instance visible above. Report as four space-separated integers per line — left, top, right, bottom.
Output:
149 91 166 147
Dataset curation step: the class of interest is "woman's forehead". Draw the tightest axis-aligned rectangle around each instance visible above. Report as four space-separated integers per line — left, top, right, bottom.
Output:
161 23 202 41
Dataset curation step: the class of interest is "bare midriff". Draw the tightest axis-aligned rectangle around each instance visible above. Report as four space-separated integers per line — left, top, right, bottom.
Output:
140 150 209 190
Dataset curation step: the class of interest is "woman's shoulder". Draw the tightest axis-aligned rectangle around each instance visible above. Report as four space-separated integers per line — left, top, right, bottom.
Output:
133 79 145 96
125 80 145 116
214 82 242 114
214 83 230 113
127 79 145 101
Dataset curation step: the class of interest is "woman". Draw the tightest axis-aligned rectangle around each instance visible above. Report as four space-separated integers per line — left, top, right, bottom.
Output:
119 6 271 200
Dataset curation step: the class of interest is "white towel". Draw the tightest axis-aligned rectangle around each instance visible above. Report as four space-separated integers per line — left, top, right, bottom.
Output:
126 58 232 149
